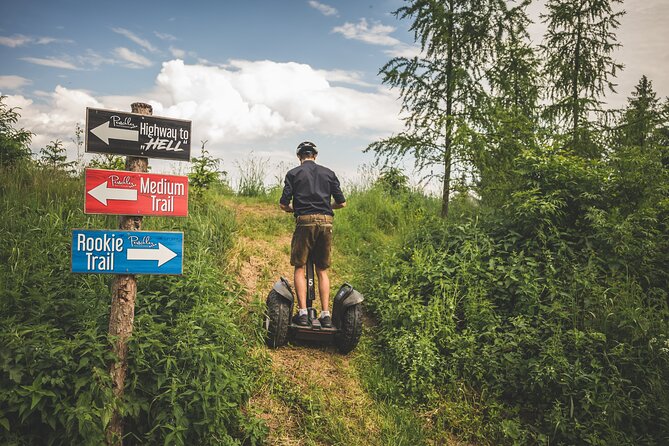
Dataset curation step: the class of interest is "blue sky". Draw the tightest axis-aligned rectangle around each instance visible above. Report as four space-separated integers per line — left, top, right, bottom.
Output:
1 0 668 188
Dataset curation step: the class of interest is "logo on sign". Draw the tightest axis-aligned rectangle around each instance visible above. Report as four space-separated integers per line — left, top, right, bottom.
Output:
111 115 138 130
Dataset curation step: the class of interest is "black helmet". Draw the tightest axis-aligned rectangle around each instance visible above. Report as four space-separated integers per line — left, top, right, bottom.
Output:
296 141 318 157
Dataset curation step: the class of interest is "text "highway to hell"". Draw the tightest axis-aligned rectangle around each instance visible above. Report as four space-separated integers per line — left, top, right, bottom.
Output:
140 122 189 153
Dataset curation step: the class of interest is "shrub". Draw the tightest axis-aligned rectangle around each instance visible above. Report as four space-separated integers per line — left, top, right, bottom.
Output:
0 165 263 445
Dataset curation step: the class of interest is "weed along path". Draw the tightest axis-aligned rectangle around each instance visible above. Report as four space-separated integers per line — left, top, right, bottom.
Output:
222 196 424 446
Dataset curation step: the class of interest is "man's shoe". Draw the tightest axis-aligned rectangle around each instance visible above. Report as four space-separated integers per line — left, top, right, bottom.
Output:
319 315 332 328
292 313 308 326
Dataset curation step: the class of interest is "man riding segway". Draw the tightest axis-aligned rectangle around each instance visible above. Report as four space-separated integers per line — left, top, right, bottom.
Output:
279 141 346 328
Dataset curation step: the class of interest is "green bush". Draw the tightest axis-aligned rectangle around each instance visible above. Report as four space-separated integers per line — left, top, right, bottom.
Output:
0 166 263 445
345 146 669 445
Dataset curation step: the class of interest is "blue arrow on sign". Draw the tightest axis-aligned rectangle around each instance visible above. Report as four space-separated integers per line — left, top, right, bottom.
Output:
71 229 183 275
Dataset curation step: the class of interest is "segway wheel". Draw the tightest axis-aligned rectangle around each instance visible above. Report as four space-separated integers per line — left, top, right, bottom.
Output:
265 290 291 348
334 304 362 354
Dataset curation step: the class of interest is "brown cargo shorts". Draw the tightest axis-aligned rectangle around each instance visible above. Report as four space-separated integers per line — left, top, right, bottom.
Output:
290 214 333 269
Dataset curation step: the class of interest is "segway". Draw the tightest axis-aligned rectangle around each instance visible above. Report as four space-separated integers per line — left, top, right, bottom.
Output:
265 255 363 353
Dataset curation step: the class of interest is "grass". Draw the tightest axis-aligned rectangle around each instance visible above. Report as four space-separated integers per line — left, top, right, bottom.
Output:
0 165 264 445
0 162 454 444
228 188 439 445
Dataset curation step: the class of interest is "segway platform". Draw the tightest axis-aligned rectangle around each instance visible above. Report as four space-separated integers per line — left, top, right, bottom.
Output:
265 257 363 353
289 323 338 342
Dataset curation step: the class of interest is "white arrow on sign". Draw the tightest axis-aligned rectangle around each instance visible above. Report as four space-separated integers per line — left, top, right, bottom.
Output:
90 121 139 145
88 181 138 206
127 243 177 267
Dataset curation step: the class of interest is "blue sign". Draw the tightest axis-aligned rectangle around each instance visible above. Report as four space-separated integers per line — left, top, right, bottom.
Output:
72 229 183 275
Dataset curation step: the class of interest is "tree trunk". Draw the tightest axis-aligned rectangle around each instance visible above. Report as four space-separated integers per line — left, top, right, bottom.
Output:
105 102 151 446
441 144 452 218
572 10 582 151
441 1 455 219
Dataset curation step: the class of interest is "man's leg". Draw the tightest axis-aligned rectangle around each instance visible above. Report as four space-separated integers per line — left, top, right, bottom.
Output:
290 222 311 326
294 265 307 311
316 266 330 312
312 220 333 327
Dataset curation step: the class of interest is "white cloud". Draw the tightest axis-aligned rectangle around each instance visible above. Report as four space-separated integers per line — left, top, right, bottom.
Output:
5 87 102 152
112 27 158 53
316 69 373 87
20 56 80 70
169 46 186 58
384 43 421 59
332 18 422 59
154 31 177 41
0 34 72 47
308 1 338 16
0 34 32 47
149 60 401 142
113 47 153 68
78 49 114 68
333 18 401 46
0 75 32 91
9 59 401 161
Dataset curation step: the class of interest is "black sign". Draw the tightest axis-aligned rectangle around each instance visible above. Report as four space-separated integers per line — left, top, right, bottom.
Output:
85 108 191 161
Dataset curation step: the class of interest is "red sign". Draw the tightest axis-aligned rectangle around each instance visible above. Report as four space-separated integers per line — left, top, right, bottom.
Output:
84 168 188 217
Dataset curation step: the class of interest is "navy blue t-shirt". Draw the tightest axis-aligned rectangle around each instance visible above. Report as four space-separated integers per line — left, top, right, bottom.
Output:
280 160 346 217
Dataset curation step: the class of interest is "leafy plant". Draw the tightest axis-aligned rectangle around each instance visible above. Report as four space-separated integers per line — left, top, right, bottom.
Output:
88 154 126 171
38 139 76 174
189 140 226 196
0 95 33 167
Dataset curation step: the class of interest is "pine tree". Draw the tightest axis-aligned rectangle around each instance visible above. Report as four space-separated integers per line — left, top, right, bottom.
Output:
477 2 540 205
541 0 624 157
38 139 76 174
618 75 663 148
367 0 507 218
609 75 668 214
189 140 224 195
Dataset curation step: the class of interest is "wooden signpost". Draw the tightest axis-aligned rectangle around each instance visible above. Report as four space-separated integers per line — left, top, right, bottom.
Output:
74 102 192 445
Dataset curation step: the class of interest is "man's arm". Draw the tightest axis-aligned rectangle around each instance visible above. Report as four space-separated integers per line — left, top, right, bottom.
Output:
279 173 294 213
330 171 346 210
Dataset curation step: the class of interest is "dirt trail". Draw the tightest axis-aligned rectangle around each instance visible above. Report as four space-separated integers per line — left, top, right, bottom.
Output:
223 198 387 446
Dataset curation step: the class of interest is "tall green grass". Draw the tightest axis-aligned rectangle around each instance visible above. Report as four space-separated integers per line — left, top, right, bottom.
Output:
0 165 265 445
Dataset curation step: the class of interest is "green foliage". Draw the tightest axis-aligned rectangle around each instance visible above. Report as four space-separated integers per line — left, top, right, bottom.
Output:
374 167 410 196
541 0 624 155
0 96 33 167
336 182 439 264
189 141 227 197
38 139 77 174
236 155 268 197
617 76 662 147
346 139 669 444
367 0 515 217
0 165 264 445
88 154 126 171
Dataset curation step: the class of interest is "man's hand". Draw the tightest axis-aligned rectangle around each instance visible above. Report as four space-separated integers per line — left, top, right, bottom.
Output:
280 203 294 213
332 201 346 210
